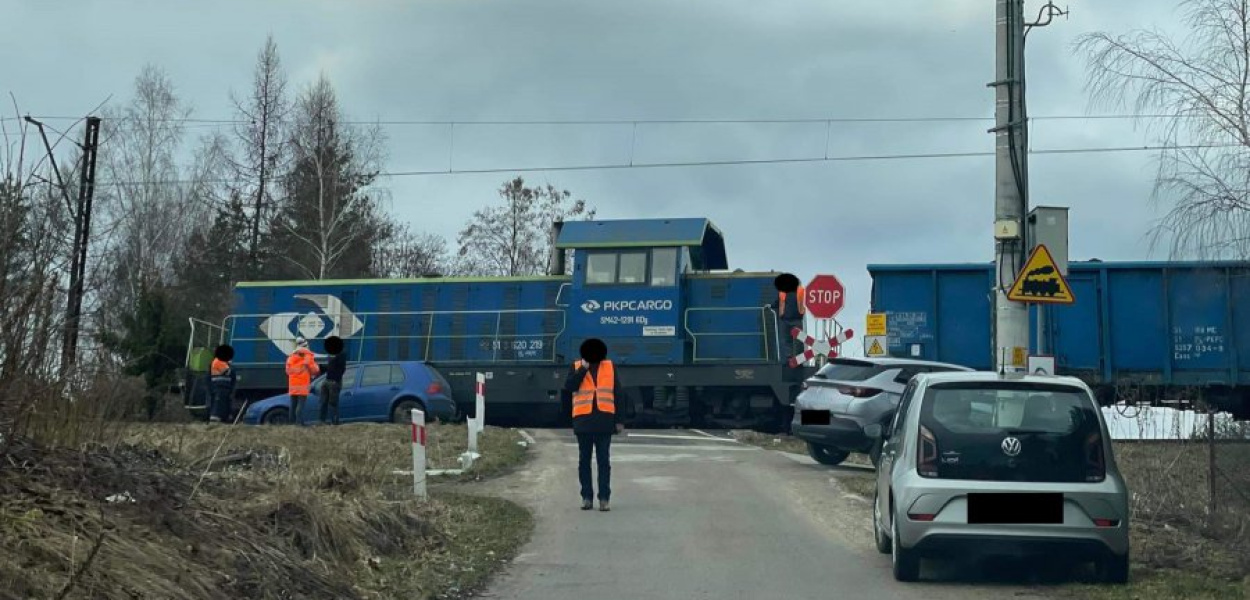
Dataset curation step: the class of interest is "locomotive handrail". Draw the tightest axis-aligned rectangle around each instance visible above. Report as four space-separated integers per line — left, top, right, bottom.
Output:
184 318 228 369
220 308 567 366
683 306 781 363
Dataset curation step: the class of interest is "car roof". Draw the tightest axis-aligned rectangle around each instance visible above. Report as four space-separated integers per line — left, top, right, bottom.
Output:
915 370 1088 388
826 357 973 370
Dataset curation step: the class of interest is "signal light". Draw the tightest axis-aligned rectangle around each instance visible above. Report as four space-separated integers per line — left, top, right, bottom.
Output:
426 382 443 395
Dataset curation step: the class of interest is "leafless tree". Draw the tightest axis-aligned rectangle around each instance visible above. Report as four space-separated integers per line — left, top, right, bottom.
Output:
1077 0 1250 259
456 177 594 277
270 74 389 280
372 223 450 278
228 35 290 277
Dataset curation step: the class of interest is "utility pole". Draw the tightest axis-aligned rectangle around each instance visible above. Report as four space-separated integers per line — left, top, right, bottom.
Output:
63 116 102 368
25 115 102 368
990 1 1066 372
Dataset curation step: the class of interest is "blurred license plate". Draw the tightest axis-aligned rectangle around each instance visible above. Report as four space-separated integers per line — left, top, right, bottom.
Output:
967 493 1063 524
800 410 831 425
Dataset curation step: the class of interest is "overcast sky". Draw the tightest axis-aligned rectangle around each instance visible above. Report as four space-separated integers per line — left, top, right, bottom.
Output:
1 0 1186 336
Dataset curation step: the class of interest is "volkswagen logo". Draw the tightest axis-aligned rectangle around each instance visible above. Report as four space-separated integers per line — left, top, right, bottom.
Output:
1001 436 1022 457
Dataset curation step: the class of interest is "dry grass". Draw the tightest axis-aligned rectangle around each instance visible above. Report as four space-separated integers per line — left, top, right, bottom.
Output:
0 421 533 600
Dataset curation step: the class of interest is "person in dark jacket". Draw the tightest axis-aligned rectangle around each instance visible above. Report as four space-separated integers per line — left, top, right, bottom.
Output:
320 336 347 426
564 338 629 512
209 344 236 424
769 273 805 363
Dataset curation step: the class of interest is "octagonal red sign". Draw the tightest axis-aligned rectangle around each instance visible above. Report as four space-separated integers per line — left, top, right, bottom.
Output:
805 274 845 320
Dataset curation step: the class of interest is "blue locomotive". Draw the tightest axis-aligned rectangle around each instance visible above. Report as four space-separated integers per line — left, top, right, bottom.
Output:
186 218 814 430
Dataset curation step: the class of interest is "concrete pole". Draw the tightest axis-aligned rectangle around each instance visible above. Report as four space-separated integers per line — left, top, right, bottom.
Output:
993 0 1030 371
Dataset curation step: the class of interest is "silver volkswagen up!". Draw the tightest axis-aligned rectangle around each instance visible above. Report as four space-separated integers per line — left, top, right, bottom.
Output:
868 371 1130 583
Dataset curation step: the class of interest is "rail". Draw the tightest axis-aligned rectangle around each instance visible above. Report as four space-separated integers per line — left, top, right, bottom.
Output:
219 308 567 367
684 306 782 364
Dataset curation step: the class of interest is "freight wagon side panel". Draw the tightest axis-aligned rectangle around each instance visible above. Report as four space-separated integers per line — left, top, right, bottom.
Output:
1048 273 1101 374
868 266 993 370
1167 267 1235 386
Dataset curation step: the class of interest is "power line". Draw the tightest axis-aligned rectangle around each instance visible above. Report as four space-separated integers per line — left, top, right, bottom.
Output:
0 113 1211 127
76 142 1238 187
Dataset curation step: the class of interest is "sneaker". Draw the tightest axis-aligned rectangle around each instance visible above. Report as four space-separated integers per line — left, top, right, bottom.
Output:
599 501 610 512
581 499 593 511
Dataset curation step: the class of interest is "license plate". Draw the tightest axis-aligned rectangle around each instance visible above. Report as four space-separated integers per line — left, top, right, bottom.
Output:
800 410 831 425
967 493 1063 525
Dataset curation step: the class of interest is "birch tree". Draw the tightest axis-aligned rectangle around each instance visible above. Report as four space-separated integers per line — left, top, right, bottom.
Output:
1077 0 1250 258
456 177 594 277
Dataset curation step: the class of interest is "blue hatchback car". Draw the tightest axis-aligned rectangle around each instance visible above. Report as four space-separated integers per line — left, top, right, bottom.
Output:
242 361 458 425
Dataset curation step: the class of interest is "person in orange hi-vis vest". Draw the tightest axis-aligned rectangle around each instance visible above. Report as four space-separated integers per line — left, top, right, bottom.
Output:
286 337 320 426
209 344 236 424
770 273 805 363
563 338 631 512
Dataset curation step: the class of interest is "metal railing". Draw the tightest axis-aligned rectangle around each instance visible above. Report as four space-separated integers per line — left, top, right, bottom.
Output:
185 318 228 369
684 306 783 363
220 308 567 367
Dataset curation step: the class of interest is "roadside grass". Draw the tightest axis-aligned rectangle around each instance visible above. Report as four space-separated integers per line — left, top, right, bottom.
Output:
1 421 532 599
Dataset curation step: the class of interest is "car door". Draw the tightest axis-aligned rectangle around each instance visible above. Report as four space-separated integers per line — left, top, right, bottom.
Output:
334 366 363 422
356 364 400 421
877 378 920 531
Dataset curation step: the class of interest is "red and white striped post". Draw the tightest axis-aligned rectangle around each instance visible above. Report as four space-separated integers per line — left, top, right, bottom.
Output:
461 373 486 470
410 408 427 500
788 327 855 367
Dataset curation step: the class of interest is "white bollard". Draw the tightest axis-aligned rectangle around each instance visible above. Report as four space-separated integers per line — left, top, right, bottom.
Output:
410 408 427 500
460 373 486 470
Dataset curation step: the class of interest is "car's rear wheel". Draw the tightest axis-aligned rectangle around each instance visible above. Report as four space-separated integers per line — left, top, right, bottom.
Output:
807 443 850 466
391 399 424 424
873 491 891 554
891 514 920 582
262 407 290 425
1097 552 1129 584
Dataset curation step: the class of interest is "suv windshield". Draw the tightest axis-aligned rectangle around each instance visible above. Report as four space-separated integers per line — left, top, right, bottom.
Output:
917 382 1105 483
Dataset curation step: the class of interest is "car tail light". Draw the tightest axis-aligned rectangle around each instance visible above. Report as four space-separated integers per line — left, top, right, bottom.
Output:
918 425 938 477
426 382 443 395
908 513 936 522
1084 431 1106 482
836 386 882 398
1093 518 1119 528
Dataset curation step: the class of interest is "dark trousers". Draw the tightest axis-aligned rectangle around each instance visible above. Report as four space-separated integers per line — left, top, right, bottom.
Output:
577 432 612 501
779 318 803 362
212 388 232 422
291 395 307 426
320 380 341 425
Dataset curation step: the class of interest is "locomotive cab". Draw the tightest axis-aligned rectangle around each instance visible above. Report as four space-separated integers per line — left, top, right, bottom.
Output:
553 218 728 365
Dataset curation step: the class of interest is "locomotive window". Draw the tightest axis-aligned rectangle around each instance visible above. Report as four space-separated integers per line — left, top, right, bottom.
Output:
587 253 617 285
619 252 648 284
651 248 678 287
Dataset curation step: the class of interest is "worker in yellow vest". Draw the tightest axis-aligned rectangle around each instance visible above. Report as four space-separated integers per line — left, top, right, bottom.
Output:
563 338 630 512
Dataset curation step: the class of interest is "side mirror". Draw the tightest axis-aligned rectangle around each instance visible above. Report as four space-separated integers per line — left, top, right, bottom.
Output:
864 423 884 439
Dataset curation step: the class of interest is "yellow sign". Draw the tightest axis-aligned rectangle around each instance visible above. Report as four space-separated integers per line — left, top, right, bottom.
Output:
1007 244 1075 304
866 336 887 357
866 313 887 336
1012 346 1027 367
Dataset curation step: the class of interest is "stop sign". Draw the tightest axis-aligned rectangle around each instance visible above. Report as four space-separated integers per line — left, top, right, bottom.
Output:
805 274 845 319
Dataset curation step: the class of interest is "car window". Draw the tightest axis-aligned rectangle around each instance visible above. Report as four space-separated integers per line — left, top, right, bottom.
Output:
815 359 885 382
892 380 920 437
361 365 392 387
342 366 359 387
918 383 1104 483
891 367 919 385
390 365 406 385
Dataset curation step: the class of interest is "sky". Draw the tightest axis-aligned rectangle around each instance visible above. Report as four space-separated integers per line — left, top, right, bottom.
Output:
0 0 1187 341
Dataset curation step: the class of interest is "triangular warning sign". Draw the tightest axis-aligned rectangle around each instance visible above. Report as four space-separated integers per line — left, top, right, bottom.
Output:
868 338 884 356
1007 244 1075 304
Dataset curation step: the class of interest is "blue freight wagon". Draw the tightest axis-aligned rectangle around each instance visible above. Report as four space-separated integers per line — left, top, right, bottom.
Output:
186 218 814 430
868 261 1250 417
